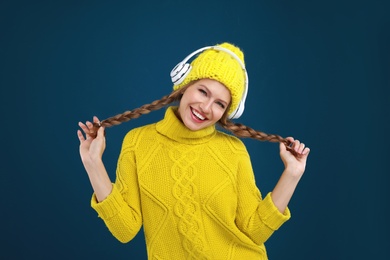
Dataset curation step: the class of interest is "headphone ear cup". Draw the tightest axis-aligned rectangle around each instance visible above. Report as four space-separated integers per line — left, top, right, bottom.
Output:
229 102 245 119
171 62 191 85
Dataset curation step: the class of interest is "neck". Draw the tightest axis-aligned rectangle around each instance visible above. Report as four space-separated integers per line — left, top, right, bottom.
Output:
156 107 217 145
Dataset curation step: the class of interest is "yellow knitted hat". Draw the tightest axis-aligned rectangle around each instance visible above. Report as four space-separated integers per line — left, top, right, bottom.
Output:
173 42 246 117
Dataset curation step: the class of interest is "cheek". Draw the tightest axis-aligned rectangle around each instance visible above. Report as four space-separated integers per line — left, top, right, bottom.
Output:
213 107 226 120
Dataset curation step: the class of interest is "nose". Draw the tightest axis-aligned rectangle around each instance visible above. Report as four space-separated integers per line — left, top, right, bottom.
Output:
200 100 213 114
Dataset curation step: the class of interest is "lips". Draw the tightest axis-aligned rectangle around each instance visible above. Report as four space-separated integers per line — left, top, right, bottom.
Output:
191 107 207 121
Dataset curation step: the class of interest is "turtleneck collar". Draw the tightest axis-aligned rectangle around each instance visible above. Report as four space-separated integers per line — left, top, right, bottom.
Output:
156 106 216 144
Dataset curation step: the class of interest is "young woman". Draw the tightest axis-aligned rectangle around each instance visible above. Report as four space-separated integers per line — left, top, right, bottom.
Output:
77 42 310 259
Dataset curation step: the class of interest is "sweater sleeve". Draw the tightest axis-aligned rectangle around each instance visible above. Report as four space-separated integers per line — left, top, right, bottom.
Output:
234 144 291 245
91 131 143 243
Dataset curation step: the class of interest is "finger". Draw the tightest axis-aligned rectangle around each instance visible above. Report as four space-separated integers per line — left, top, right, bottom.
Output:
93 116 102 133
298 143 305 154
303 147 310 155
293 139 300 152
77 130 85 143
281 141 301 158
280 141 287 152
86 121 94 130
78 122 90 134
93 116 100 124
78 121 86 128
97 125 105 137
285 137 294 146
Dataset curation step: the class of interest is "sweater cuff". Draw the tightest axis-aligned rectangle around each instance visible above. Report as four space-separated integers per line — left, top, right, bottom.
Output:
91 185 125 220
258 192 291 230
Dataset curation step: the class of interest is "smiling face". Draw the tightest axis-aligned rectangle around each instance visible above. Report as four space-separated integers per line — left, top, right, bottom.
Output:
177 79 231 131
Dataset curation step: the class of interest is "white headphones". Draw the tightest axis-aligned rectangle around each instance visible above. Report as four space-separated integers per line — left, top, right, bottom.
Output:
170 45 249 119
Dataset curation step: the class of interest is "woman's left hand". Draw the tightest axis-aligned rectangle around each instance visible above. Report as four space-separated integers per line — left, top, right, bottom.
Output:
279 137 310 178
271 137 311 213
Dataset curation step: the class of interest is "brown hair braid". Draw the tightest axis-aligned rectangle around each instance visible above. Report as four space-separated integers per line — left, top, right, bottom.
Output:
218 118 297 155
89 86 186 138
88 83 297 156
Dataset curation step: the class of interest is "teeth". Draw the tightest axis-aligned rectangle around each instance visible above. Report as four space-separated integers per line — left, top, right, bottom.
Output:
192 109 205 120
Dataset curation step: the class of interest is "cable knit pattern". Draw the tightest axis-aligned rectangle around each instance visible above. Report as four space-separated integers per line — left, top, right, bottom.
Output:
170 144 210 259
91 106 291 260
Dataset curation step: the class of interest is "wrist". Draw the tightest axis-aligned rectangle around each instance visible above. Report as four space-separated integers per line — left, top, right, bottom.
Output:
82 156 103 169
282 167 304 180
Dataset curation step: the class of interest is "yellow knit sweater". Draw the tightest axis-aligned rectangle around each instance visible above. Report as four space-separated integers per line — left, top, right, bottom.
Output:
91 106 290 260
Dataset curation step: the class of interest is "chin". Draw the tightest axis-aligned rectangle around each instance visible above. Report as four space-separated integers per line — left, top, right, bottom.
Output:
183 120 209 131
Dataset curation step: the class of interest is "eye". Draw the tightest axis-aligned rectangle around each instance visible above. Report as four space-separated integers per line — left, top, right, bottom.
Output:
216 101 225 109
198 89 207 95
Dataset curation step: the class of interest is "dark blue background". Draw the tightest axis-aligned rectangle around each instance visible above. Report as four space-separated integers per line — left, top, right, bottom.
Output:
1 0 389 259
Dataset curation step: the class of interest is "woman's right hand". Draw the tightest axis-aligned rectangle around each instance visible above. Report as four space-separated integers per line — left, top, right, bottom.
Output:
77 116 112 202
77 116 106 165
